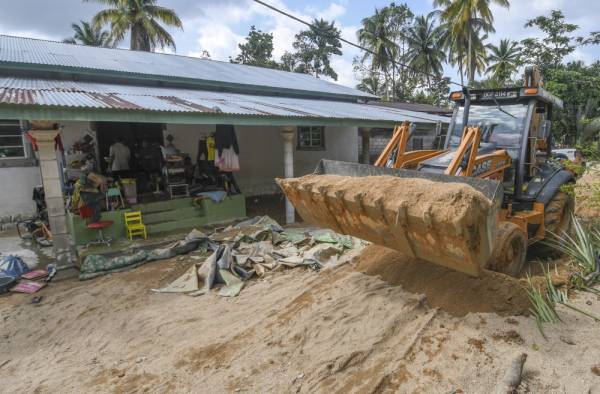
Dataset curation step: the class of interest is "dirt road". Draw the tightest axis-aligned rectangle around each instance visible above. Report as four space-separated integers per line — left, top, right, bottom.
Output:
1 249 599 393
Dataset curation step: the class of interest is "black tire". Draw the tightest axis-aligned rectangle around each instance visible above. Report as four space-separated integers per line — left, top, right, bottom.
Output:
16 220 34 240
544 191 574 236
488 222 527 277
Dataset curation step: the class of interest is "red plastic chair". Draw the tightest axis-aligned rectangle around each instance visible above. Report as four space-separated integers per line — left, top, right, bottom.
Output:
79 206 114 246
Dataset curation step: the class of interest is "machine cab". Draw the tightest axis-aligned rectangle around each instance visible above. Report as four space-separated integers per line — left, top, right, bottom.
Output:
419 84 563 203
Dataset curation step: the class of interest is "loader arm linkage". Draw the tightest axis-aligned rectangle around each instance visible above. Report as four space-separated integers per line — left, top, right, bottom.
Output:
376 123 512 181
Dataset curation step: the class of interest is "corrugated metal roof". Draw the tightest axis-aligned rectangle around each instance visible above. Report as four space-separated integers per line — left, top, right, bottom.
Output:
368 101 453 115
0 35 376 100
0 77 449 124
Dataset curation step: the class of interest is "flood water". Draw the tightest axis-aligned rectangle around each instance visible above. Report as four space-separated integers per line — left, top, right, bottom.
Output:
0 230 54 269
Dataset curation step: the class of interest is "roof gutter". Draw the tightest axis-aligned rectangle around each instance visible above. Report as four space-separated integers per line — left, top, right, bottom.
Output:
0 103 400 128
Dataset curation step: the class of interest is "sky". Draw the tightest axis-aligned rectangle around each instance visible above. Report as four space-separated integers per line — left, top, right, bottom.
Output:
0 0 598 89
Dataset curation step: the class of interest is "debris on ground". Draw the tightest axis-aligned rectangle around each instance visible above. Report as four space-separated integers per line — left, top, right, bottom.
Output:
150 216 365 297
496 352 527 394
79 229 209 280
0 255 54 294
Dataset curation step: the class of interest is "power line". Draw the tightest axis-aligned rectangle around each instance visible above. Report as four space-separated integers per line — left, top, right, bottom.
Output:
252 0 466 89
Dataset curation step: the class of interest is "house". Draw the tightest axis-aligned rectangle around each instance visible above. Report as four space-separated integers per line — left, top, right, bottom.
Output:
0 35 449 275
358 101 452 164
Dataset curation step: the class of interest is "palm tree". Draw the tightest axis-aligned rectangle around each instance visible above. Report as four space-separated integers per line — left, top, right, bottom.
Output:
404 15 446 89
86 0 183 52
357 8 398 99
433 0 510 84
486 39 521 85
63 21 113 47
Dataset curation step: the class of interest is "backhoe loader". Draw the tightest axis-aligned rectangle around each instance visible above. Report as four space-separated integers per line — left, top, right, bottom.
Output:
277 68 574 277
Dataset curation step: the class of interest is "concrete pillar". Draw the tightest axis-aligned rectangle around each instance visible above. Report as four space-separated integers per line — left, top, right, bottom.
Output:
30 128 78 278
281 127 295 225
360 128 371 164
434 121 443 149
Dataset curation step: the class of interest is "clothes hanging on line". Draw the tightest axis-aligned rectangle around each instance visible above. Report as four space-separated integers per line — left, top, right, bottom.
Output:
215 125 239 155
215 147 240 172
197 135 216 162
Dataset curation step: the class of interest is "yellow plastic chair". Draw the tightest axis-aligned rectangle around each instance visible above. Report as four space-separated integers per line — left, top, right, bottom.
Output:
124 211 147 240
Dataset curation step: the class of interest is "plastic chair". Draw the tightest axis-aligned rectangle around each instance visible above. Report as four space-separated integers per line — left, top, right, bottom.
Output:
106 186 125 210
124 211 147 240
79 206 113 246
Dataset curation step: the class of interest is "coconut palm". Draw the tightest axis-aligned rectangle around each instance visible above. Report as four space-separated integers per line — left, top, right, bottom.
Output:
404 15 446 88
357 8 398 98
486 39 521 85
433 0 510 84
63 21 113 47
86 0 183 52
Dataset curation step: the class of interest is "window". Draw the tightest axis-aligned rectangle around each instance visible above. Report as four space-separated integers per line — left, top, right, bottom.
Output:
297 126 325 150
412 137 423 150
0 120 25 158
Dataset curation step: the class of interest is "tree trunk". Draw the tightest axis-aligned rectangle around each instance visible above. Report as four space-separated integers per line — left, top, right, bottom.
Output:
467 19 473 85
130 23 151 52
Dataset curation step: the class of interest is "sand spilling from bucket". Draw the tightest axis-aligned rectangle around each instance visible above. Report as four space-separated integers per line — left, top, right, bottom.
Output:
353 245 531 317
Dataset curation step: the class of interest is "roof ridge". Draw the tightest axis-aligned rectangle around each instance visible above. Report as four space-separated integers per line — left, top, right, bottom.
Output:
0 34 343 84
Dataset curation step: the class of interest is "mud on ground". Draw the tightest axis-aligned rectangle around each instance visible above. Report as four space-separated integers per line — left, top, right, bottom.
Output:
1 249 599 393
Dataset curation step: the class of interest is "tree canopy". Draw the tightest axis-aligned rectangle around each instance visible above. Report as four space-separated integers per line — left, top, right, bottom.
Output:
86 0 182 52
231 26 278 69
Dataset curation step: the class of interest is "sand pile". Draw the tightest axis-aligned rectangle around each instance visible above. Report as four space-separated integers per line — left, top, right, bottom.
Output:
2 249 600 393
575 165 600 222
278 174 495 276
353 245 531 316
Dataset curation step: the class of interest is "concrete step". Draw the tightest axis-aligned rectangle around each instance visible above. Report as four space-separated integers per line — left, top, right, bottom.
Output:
143 206 203 225
131 197 194 214
146 216 209 235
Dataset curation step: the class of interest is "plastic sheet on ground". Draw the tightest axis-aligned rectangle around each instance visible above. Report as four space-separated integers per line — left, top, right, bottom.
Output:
79 229 210 280
151 216 365 297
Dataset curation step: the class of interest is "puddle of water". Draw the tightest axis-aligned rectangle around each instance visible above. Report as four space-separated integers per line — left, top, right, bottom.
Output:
0 230 54 269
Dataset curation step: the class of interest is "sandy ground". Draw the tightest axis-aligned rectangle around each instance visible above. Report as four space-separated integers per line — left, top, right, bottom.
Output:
1 247 600 394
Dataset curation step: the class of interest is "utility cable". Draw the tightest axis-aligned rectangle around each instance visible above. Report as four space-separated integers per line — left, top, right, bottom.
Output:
252 0 467 89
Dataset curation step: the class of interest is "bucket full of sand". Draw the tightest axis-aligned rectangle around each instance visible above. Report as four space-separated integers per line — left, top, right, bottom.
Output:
277 160 503 277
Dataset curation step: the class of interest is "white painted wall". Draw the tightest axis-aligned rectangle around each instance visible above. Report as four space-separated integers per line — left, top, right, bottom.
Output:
166 124 358 196
0 121 92 219
0 166 41 220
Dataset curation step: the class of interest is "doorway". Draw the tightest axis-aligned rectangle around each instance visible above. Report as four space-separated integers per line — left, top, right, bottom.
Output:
95 122 164 173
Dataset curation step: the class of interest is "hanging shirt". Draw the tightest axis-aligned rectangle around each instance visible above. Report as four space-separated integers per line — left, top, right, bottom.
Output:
206 136 215 161
109 142 130 171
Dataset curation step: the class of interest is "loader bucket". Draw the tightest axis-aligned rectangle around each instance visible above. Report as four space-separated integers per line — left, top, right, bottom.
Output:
276 160 503 277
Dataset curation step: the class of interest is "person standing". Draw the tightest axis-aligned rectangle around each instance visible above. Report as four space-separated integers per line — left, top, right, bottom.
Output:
108 137 131 179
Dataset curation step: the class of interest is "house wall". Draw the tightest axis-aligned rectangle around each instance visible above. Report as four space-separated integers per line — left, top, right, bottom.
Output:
357 122 448 164
0 121 92 222
0 121 358 221
166 124 358 196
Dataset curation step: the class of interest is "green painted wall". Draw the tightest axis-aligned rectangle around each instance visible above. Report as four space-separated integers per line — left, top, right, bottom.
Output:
68 209 131 246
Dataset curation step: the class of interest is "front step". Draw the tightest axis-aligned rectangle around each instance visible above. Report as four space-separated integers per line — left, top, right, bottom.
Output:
141 194 247 235
143 206 202 225
130 197 195 214
146 216 209 235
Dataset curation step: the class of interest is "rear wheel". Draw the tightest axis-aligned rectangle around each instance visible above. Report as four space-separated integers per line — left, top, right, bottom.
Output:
488 222 527 277
544 191 574 236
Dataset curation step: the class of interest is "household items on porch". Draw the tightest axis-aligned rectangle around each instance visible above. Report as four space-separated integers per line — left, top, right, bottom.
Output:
80 216 365 296
124 211 147 240
64 134 97 179
79 205 114 246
